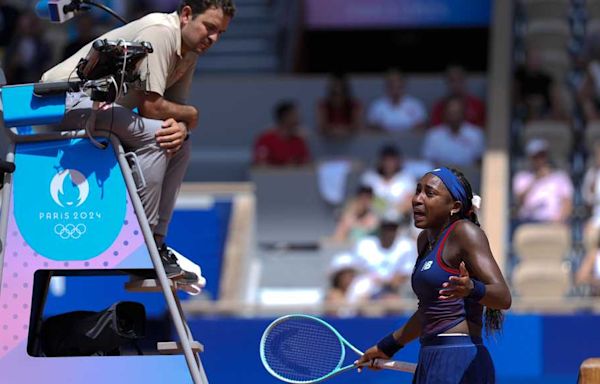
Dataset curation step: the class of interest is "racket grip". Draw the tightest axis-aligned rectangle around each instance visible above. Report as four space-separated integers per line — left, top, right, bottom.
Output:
373 358 417 373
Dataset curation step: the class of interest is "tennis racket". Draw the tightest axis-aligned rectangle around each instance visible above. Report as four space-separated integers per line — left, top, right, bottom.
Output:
259 314 417 383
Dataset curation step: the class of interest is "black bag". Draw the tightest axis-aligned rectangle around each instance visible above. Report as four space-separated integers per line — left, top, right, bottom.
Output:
40 301 146 357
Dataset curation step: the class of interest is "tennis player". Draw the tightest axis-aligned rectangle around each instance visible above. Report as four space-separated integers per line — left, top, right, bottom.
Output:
357 167 511 383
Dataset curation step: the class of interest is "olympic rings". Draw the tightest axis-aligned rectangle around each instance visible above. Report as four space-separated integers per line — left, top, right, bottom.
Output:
53 224 87 240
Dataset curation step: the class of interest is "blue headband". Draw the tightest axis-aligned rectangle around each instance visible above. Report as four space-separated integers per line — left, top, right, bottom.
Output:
428 167 469 209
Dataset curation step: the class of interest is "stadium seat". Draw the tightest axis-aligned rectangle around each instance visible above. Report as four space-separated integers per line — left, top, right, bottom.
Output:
250 166 337 244
513 223 571 261
524 20 571 51
520 0 571 20
521 120 573 160
307 131 426 164
512 260 570 297
555 84 574 116
538 50 570 83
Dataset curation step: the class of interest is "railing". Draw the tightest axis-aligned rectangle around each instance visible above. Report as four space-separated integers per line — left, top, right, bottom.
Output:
182 296 600 317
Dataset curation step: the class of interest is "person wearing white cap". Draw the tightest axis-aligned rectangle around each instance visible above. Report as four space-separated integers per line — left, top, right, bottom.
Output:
512 138 573 223
324 253 361 316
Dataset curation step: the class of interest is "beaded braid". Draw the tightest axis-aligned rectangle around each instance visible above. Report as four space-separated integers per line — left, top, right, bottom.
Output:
450 168 504 336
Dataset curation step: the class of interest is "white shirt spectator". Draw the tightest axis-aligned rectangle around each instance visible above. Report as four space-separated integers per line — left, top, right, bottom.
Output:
367 96 427 132
422 122 485 166
354 235 417 280
513 169 574 222
360 169 415 214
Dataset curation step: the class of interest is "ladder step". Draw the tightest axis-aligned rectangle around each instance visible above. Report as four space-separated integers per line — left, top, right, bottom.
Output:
125 278 202 295
125 278 174 292
157 341 204 354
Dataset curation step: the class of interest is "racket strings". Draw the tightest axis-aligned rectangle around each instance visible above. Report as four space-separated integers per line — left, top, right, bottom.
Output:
263 317 344 382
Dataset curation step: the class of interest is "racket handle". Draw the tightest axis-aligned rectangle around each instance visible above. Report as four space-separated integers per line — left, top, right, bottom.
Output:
373 358 417 373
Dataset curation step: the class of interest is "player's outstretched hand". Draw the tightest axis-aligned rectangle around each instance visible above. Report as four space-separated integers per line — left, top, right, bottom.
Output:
439 261 474 300
354 345 390 373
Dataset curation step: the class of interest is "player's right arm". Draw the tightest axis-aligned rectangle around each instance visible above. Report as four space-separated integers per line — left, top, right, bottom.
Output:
356 310 421 369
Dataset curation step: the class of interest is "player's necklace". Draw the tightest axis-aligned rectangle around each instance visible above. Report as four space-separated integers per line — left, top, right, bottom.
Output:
427 224 447 251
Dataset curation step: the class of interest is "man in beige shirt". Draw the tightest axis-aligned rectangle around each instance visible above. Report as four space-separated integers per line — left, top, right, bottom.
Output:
41 0 234 279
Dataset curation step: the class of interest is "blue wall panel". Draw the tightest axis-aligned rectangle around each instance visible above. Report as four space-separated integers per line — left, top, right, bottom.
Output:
487 315 543 379
543 315 600 375
167 203 232 300
187 315 596 384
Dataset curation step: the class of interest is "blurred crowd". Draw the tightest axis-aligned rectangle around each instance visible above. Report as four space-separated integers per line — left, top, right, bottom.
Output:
9 0 597 309
252 68 486 169
248 66 488 315
511 0 600 299
0 0 167 85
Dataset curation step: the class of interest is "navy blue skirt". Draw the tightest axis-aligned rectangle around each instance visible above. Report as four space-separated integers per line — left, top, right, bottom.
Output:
412 335 495 384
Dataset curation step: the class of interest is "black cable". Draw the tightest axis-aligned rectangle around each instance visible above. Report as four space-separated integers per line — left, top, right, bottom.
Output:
82 0 128 24
108 94 115 146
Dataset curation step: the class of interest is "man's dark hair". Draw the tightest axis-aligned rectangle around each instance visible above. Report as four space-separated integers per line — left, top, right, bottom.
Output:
356 185 374 196
274 101 296 123
178 0 236 18
379 144 401 159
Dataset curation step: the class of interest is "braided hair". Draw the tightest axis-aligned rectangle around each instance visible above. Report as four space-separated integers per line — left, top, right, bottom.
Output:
450 168 504 336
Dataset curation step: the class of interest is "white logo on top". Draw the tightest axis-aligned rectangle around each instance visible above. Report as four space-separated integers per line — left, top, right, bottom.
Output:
421 260 433 271
50 169 89 208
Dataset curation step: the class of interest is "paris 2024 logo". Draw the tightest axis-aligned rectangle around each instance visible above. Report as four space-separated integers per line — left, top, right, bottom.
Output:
13 140 127 261
48 169 93 240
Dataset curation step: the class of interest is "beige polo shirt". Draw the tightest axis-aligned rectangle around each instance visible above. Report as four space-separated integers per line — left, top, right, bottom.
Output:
41 11 197 109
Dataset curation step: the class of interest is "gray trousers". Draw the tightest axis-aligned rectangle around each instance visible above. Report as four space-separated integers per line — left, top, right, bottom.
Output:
62 94 190 237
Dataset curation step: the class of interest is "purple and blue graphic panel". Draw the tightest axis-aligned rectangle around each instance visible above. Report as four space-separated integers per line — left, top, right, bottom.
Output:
0 138 193 383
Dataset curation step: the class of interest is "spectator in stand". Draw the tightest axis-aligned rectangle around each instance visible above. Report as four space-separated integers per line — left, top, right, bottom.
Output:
514 47 565 121
325 253 361 315
360 145 415 218
316 73 363 138
582 142 600 241
62 13 97 61
253 101 311 166
576 235 600 296
348 217 417 303
332 185 379 244
422 96 485 167
4 10 52 84
367 69 427 132
431 65 486 128
512 138 573 223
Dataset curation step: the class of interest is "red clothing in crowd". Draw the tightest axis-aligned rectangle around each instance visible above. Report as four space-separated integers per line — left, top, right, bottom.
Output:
430 95 486 128
318 100 361 126
253 129 311 166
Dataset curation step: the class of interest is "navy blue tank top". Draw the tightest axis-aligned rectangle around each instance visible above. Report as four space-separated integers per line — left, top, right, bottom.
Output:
411 220 483 338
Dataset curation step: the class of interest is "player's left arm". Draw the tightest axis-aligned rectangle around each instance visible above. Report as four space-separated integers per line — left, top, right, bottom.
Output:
440 221 512 310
